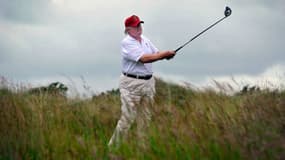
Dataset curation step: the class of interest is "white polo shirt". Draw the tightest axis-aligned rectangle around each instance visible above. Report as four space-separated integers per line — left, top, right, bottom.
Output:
121 35 159 76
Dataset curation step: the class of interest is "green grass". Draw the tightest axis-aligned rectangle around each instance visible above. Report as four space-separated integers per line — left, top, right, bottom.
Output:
0 78 284 159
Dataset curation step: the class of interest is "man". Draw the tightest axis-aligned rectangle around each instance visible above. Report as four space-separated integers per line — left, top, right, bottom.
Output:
108 15 176 147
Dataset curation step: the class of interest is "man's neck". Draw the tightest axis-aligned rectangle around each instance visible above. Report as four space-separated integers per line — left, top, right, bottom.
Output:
135 37 142 43
129 34 142 43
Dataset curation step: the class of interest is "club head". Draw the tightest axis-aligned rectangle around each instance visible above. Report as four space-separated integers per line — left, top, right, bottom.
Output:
224 6 232 17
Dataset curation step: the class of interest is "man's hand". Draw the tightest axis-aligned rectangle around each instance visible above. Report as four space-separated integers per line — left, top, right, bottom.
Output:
164 50 176 60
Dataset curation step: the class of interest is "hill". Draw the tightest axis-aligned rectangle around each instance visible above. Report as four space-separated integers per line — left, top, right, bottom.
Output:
0 78 284 159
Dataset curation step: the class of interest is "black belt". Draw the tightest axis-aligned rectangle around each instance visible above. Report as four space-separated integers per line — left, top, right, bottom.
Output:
123 73 152 80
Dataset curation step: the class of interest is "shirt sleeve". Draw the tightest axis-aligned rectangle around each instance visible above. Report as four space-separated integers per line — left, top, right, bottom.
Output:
148 40 159 53
121 40 143 62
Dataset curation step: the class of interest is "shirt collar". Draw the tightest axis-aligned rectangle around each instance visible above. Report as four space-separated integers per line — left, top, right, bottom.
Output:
127 34 144 42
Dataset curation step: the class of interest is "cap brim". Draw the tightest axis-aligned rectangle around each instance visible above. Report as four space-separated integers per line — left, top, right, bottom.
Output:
135 21 144 27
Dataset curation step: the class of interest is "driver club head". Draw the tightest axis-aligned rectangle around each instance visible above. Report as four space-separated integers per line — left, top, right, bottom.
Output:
224 6 232 17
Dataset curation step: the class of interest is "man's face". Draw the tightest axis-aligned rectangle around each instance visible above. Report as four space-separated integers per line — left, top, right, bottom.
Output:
128 24 142 38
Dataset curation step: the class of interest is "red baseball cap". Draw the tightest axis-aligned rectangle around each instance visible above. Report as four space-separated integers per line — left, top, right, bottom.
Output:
124 15 144 27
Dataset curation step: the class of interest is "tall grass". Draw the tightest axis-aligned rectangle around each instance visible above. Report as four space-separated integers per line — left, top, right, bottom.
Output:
0 78 284 159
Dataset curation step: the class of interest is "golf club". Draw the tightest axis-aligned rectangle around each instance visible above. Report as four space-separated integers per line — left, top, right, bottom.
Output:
174 6 232 53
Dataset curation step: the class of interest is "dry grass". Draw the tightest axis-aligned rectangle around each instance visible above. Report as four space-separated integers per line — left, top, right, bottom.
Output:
0 78 284 159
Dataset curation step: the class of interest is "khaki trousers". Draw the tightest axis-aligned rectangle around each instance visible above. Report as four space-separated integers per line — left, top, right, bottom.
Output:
108 75 155 146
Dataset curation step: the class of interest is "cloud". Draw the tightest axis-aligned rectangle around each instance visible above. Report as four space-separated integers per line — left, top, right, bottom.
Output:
0 0 285 94
158 64 285 95
0 0 54 24
0 9 121 78
200 64 285 91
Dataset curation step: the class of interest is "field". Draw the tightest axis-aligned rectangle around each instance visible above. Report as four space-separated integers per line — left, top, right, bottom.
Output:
0 78 284 160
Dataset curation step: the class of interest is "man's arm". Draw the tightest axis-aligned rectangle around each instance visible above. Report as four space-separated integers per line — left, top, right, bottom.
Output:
139 50 176 63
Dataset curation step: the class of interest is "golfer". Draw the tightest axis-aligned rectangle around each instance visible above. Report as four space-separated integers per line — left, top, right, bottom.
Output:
108 15 176 147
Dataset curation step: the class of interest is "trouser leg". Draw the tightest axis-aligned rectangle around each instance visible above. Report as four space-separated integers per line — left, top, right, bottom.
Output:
136 96 152 138
136 82 155 145
108 90 138 146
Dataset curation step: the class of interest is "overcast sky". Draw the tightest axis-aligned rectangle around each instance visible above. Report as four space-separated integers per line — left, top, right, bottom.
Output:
1 0 284 96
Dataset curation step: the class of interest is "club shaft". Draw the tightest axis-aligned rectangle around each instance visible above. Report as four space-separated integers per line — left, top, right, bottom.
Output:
175 16 227 52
